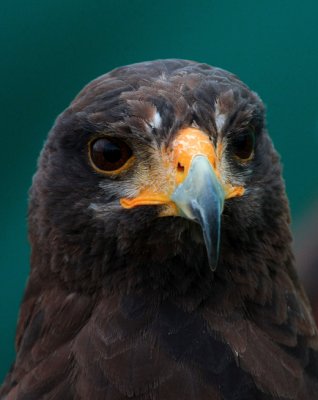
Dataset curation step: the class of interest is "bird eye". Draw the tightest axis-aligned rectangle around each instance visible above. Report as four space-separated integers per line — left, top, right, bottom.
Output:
89 137 133 173
231 129 255 161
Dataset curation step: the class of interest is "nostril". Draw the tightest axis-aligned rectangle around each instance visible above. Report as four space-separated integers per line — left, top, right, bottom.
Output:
177 162 185 173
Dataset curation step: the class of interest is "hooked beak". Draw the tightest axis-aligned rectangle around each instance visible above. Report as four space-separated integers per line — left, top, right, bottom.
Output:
120 128 244 270
171 155 224 270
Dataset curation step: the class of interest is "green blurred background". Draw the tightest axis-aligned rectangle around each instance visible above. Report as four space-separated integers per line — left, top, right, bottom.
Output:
1 0 318 381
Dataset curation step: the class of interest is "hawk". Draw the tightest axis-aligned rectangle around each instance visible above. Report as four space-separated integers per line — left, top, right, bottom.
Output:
1 59 318 399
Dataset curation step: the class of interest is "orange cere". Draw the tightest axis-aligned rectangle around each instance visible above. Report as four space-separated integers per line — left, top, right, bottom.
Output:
168 128 220 184
168 128 244 199
120 127 244 210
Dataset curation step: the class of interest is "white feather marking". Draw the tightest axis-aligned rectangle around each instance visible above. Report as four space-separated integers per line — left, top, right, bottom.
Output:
191 120 199 129
215 101 227 133
150 111 162 129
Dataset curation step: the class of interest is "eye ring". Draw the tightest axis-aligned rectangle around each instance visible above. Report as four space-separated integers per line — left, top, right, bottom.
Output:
88 136 134 175
230 129 255 161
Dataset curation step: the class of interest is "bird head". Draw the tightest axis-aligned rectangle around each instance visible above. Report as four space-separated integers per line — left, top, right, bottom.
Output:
29 60 292 297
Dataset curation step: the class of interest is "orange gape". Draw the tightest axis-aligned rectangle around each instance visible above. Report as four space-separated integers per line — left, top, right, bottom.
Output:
120 127 244 211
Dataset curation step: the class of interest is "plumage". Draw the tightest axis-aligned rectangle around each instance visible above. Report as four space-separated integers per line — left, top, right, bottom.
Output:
1 59 318 399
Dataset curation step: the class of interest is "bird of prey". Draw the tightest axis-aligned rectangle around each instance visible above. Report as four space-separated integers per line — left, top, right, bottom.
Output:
1 59 318 399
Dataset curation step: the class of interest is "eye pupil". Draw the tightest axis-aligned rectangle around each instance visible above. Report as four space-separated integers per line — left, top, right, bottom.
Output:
231 130 255 160
90 137 132 172
102 142 122 163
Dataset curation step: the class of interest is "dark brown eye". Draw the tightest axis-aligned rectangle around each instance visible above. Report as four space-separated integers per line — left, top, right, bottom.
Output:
231 129 255 160
89 137 133 173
